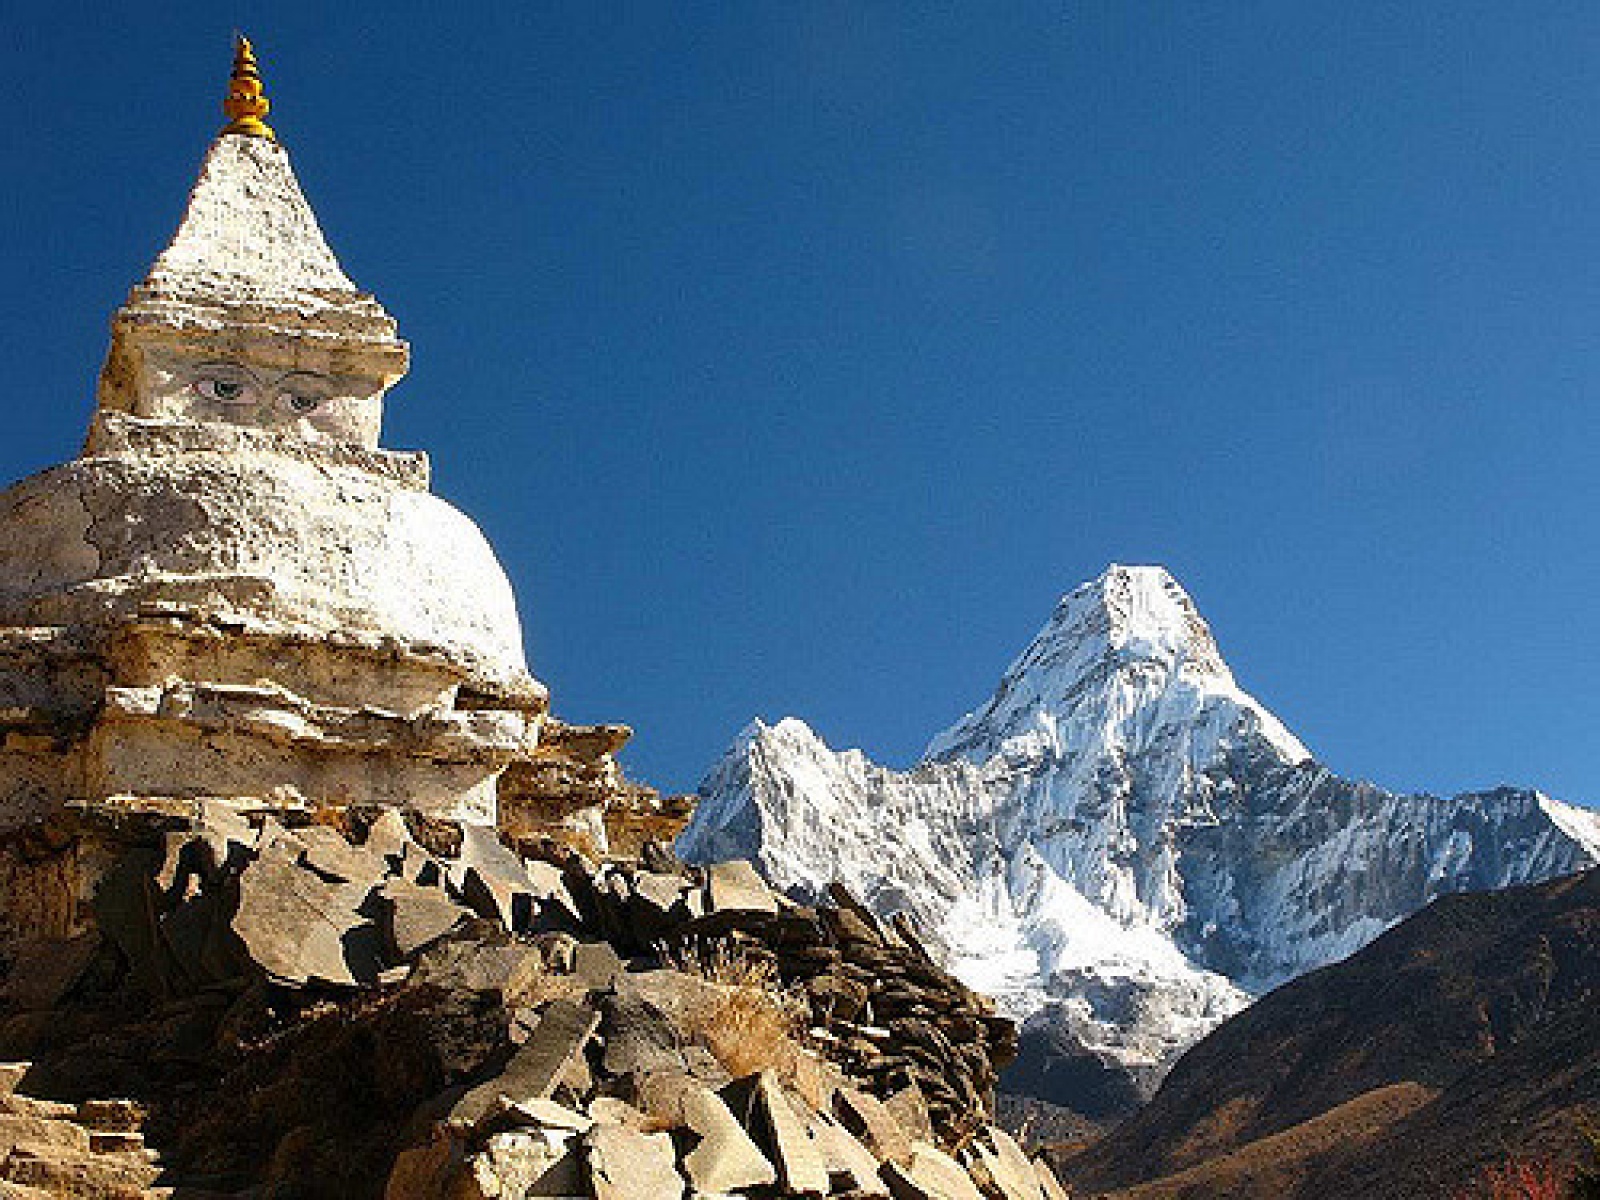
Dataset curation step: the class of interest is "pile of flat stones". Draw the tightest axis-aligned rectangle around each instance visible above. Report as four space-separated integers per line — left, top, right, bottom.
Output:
0 804 1033 1197
388 1041 1070 1200
583 858 1019 1140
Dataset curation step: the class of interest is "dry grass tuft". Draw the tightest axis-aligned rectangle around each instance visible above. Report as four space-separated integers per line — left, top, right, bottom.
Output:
660 939 817 1088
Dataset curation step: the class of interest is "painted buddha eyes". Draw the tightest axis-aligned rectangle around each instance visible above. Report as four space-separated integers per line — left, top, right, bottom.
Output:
191 364 328 417
195 376 251 404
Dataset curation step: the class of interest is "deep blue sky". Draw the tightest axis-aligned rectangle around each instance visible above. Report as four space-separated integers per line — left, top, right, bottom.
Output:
4 4 1598 802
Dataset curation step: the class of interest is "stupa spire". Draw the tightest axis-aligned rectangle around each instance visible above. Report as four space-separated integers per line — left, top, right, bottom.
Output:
93 36 409 449
221 34 275 141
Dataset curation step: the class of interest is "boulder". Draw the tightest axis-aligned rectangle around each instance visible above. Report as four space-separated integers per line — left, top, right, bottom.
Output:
363 807 415 863
296 824 388 889
488 1096 593 1137
461 1127 584 1199
883 1082 936 1145
572 940 625 992
600 995 688 1078
454 825 537 931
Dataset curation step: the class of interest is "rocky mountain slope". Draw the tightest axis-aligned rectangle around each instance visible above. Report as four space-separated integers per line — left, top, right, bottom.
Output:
678 565 1600 1114
1062 866 1600 1199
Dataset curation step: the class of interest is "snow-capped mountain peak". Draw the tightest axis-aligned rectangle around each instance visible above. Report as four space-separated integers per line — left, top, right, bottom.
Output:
677 564 1600 1114
925 563 1307 768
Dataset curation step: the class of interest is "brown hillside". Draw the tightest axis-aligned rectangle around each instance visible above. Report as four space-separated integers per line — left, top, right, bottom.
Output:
1065 867 1600 1199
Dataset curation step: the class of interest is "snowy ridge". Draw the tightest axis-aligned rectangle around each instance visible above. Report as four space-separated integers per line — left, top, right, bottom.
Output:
678 565 1600 1091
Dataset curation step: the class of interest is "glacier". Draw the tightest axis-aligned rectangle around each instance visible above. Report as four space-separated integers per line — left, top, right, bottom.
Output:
677 564 1600 1111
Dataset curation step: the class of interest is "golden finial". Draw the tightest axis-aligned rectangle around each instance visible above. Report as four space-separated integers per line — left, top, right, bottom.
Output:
221 34 276 140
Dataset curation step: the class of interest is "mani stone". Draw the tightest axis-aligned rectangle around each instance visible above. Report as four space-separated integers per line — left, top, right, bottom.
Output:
882 1143 985 1200
600 994 687 1078
584 1123 684 1200
968 1128 1044 1200
450 1000 601 1131
454 825 539 931
679 1085 777 1194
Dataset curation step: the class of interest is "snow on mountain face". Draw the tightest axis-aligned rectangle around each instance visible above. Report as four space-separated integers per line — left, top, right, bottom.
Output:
677 565 1600 1098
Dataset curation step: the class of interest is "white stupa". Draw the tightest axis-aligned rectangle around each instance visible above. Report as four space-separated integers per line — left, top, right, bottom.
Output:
0 38 547 848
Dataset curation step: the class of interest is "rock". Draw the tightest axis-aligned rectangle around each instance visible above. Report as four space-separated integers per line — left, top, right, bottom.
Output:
600 995 687 1078
826 883 894 945
462 1127 584 1199
398 841 446 888
587 1098 650 1130
526 859 585 931
749 1071 829 1196
73 1100 141 1133
377 878 472 960
296 824 389 889
1032 1157 1071 1200
834 1086 912 1166
805 973 869 1021
0 935 99 1011
0 1113 92 1156
630 871 691 939
572 940 625 992
230 843 381 987
704 861 777 917
490 1096 593 1135
968 1127 1044 1200
883 1083 936 1145
638 840 685 876
460 868 532 935
680 1085 777 1194
584 1122 684 1200
626 1069 704 1128
807 1112 890 1197
411 934 545 1003
386 1128 462 1200
824 906 883 949
0 1066 27 1097
363 807 415 863
449 1000 600 1130
882 1142 985 1200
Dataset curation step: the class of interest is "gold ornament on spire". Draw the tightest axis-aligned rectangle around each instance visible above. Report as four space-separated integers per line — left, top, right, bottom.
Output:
221 34 275 140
